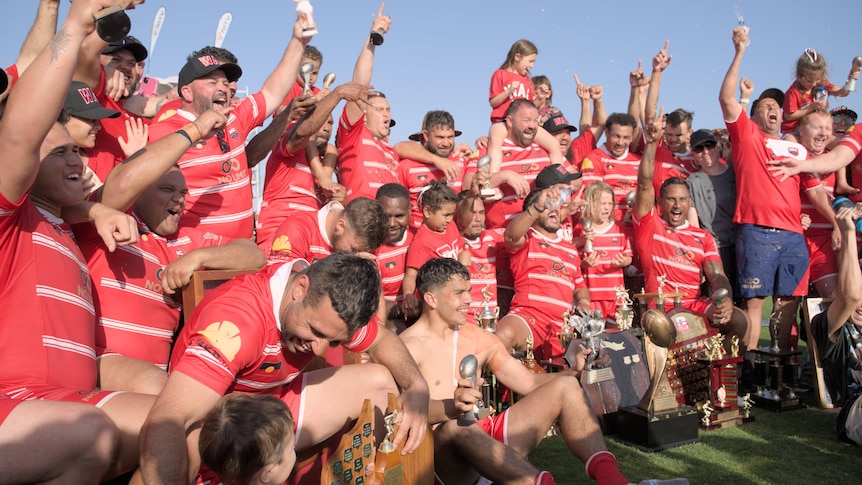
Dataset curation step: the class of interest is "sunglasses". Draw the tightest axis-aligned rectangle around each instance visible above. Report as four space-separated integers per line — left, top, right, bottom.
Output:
692 142 717 153
833 115 856 125
216 131 230 154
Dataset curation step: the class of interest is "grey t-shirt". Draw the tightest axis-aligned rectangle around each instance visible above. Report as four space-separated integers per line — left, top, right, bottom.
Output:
687 165 736 248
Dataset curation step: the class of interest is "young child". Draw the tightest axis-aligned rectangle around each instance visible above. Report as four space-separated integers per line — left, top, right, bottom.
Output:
574 182 633 319
199 394 297 485
781 48 857 134
487 39 565 173
401 181 470 317
532 74 562 125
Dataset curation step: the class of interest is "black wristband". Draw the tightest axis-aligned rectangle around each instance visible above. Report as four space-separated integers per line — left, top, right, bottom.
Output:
175 129 193 146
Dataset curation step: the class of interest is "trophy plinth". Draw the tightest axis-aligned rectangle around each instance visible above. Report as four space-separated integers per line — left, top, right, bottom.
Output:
480 185 497 198
749 347 804 412
696 355 752 430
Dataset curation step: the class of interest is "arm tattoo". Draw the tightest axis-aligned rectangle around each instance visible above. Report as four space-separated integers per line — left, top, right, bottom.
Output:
48 28 71 63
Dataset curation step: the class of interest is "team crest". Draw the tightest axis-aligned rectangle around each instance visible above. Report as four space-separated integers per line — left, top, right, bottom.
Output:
198 321 242 362
607 164 615 170
417 174 428 181
385 261 396 269
538 242 549 249
788 147 799 156
228 127 239 139
258 361 282 373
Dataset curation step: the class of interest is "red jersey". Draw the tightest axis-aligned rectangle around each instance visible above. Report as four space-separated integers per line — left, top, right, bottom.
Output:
397 155 466 229
0 196 96 390
406 223 465 269
508 228 586 325
269 202 339 263
633 207 721 306
464 229 504 325
148 93 268 239
88 67 152 182
488 69 534 122
801 169 836 235
839 125 862 203
781 80 837 134
568 130 598 170
76 216 227 370
376 230 414 303
170 260 378 395
574 221 631 303
256 120 322 249
474 140 551 229
335 108 399 201
580 145 642 222
726 110 807 233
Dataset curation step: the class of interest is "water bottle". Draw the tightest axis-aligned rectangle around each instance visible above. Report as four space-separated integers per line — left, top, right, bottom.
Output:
545 187 574 210
815 86 828 104
832 197 862 232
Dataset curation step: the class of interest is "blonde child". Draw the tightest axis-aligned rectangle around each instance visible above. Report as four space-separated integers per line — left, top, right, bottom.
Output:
487 39 565 173
574 182 633 319
199 394 297 485
781 48 859 134
401 181 470 317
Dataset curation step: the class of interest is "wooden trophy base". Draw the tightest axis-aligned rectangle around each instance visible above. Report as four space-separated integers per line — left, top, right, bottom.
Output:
700 406 753 430
614 404 700 452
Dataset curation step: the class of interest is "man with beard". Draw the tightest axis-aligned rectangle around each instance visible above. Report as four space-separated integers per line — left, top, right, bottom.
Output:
375 183 414 326
633 110 749 351
455 190 505 326
579 113 641 223
396 110 471 229
255 81 370 249
720 26 809 352
147 15 313 239
494 187 591 361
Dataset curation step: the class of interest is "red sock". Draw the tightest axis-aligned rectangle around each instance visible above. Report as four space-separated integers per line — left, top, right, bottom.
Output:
585 451 629 485
534 471 557 485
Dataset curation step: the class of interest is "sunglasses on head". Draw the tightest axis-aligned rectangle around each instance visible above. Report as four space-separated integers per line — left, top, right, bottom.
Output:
216 131 230 153
692 142 717 153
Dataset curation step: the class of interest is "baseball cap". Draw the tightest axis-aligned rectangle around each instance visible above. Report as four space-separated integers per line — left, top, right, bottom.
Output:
535 164 581 189
831 105 858 122
64 81 121 120
101 36 148 62
178 55 243 90
408 111 462 141
690 129 717 149
542 112 578 134
750 88 784 116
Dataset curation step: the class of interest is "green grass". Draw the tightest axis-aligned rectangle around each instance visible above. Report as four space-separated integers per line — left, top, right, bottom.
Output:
528 299 862 484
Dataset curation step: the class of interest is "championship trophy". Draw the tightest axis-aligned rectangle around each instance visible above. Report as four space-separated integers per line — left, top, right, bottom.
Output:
616 283 699 451
322 72 337 91
294 0 319 37
564 309 614 384
614 286 634 330
696 329 751 430
457 354 490 423
843 56 862 92
750 298 804 411
476 156 497 198
582 219 594 253
473 285 499 333
299 62 315 96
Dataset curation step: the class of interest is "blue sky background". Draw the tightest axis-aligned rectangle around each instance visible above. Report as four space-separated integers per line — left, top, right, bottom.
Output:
1 1 861 146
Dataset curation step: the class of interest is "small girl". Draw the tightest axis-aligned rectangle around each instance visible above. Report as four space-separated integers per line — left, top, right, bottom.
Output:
199 394 297 485
402 181 470 316
487 39 565 174
781 48 857 134
574 182 633 320
532 74 562 125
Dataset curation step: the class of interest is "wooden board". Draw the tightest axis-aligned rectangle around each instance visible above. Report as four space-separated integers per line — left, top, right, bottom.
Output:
802 297 834 409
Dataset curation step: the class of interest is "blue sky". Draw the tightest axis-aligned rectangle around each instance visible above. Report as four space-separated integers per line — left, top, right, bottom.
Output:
2 1 861 146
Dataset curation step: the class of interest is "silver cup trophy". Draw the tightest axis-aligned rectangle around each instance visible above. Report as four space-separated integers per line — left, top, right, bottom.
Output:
457 354 489 423
476 155 497 198
299 62 314 96
293 0 318 37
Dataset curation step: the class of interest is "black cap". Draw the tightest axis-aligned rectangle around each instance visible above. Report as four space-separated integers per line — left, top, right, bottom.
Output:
64 81 121 120
0 68 8 95
535 164 582 189
690 129 717 149
101 36 148 62
178 55 242 90
542 112 578 134
750 88 785 116
831 105 859 122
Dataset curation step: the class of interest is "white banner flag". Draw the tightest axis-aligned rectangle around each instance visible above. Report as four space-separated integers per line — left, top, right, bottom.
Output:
214 12 233 48
148 6 166 71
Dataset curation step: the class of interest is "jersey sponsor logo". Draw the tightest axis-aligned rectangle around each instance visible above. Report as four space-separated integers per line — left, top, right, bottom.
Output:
520 163 540 173
552 262 565 271
741 277 762 290
271 235 291 253
198 321 242 362
220 158 241 174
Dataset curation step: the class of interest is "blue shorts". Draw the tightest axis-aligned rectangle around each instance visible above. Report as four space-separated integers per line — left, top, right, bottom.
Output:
736 224 809 298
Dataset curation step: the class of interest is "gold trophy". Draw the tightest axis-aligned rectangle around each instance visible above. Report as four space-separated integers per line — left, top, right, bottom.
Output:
564 309 615 384
473 285 499 333
614 285 634 330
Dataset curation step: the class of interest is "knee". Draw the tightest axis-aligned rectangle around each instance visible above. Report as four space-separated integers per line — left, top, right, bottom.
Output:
495 317 521 351
366 363 399 395
75 409 120 468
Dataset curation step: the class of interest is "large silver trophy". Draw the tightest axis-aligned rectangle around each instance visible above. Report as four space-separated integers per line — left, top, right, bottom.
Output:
563 309 614 384
457 354 490 423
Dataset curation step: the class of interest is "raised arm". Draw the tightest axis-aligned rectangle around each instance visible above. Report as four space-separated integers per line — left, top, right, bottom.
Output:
826 206 862 339
590 85 607 139
627 60 647 146
14 0 60 76
287 82 371 155
0 0 111 204
504 188 556 252
345 3 390 125
719 27 749 122
258 16 313 118
644 40 671 134
574 74 591 133
99 110 228 212
634 107 664 220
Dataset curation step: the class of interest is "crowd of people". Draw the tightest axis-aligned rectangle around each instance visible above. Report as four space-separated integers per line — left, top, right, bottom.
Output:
2 1 862 484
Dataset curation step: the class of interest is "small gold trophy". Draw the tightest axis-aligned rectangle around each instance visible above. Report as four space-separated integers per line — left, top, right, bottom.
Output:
473 285 499 333
565 308 615 384
559 311 575 350
614 285 634 330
